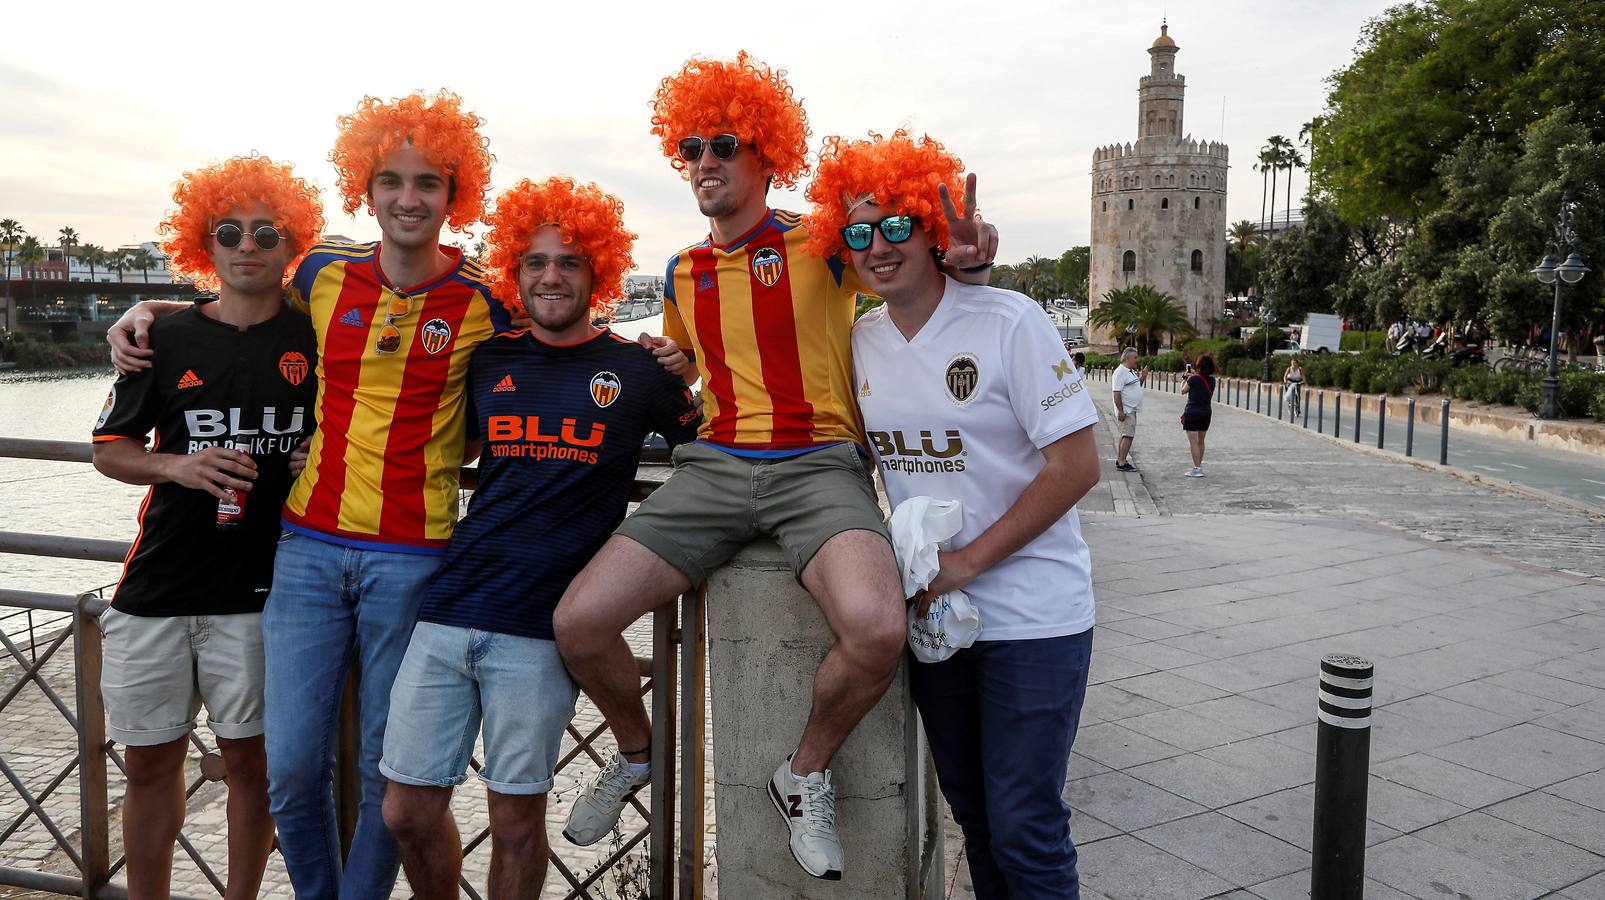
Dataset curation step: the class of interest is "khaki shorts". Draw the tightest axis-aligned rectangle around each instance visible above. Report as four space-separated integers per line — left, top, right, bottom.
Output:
617 442 890 584
100 608 266 746
1117 410 1139 438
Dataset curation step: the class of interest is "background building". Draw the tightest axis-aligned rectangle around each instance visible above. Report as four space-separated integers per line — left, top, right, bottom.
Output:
1089 24 1229 347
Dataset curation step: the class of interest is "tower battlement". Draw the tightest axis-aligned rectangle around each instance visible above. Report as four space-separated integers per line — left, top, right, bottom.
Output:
1092 139 1229 163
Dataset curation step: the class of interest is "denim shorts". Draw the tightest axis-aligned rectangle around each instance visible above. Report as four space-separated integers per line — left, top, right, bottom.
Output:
380 622 578 795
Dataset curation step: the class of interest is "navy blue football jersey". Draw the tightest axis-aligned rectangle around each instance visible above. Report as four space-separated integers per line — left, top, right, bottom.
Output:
419 329 700 639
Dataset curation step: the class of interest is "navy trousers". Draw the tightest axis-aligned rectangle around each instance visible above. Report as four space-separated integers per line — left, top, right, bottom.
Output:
910 629 1094 900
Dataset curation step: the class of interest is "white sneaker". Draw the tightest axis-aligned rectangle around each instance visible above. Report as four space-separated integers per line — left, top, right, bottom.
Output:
768 757 843 880
563 751 650 846
1186 467 1205 477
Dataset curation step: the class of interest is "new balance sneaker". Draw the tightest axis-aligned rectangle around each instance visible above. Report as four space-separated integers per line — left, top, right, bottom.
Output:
768 757 843 880
562 751 650 846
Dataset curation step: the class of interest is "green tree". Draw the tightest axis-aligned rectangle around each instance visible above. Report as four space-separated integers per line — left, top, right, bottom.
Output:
79 244 106 282
1261 199 1355 322
1283 147 1305 231
106 249 128 283
1089 284 1197 355
1314 0 1605 224
1017 255 1059 306
17 236 45 275
1256 145 1276 232
1055 246 1090 303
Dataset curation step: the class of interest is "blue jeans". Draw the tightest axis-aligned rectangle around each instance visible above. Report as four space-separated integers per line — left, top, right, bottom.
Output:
910 629 1094 900
261 533 439 900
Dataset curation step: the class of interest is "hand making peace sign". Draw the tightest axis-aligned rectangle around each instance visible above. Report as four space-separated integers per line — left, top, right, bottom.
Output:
937 173 999 271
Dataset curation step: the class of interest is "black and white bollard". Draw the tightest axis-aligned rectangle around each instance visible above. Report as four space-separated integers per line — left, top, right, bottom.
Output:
1318 390 1325 433
1311 653 1374 900
1439 399 1450 465
1353 393 1362 443
1333 393 1341 437
1376 395 1386 449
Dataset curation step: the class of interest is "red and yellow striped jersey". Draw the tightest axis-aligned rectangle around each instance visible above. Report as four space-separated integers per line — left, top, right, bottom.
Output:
283 242 513 552
663 209 868 452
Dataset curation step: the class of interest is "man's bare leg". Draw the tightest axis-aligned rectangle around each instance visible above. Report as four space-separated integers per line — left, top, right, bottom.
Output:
123 739 188 900
790 529 907 775
1117 434 1133 466
486 792 550 898
214 736 274 900
554 535 691 762
382 782 460 899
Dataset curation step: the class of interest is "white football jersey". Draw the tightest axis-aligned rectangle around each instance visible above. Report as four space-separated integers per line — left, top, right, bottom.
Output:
853 277 1100 641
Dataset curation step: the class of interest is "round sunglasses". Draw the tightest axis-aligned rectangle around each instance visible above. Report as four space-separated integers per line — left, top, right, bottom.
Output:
839 215 916 252
211 223 286 250
677 134 740 163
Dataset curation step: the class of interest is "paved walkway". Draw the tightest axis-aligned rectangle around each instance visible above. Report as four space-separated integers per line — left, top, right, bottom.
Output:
946 386 1605 899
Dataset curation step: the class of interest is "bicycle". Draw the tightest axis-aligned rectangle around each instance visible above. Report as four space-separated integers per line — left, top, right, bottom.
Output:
1284 380 1303 420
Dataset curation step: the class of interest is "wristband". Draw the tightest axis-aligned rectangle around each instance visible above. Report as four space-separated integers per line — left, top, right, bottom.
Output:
958 261 993 274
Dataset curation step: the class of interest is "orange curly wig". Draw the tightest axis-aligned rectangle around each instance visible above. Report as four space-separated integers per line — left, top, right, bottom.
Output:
803 130 966 261
650 51 811 189
158 154 325 290
482 177 637 320
330 90 493 233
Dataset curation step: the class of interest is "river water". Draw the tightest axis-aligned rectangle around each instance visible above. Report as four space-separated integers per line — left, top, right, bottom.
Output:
1 312 670 607
0 366 147 602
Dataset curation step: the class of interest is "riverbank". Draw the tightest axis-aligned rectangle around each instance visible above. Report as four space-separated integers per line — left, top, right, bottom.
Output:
0 335 108 369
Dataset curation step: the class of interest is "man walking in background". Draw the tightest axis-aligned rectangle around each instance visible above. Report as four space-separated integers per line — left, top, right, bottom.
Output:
1111 347 1148 471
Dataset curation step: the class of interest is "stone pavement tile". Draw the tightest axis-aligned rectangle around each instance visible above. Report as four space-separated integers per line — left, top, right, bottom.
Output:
1087 625 1146 650
1133 811 1308 886
1150 600 1281 632
1551 772 1605 814
1196 735 1316 789
1245 870 1413 900
1241 679 1321 716
1218 785 1399 852
1089 652 1157 685
1382 692 1524 741
1498 619 1605 658
1107 670 1230 707
1531 584 1605 613
1076 834 1234 900
1429 723 1605 788
1119 706 1254 753
1101 638 1212 671
1536 651 1605 690
1125 751 1307 811
1067 771 1206 832
1383 640 1556 694
1372 753 1530 809
1177 694 1309 738
1363 834 1549 899
1435 677 1573 720
1476 667 1605 709
1365 775 1471 833
1562 870 1605 899
1412 811 1605 890
1070 752 1113 780
1535 699 1605 745
1170 648 1312 695
1444 599 1574 633
1097 614 1200 642
1069 812 1121 845
1074 722 1189 770
1079 685 1169 725
1487 791 1605 856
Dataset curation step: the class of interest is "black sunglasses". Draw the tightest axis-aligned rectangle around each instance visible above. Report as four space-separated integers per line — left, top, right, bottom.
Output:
211 223 286 250
677 134 741 162
839 215 916 252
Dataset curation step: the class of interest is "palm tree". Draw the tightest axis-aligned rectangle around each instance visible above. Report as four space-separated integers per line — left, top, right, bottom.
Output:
1089 284 1197 355
80 244 106 282
129 249 156 283
58 226 80 276
1262 135 1294 236
1228 220 1259 253
1298 117 1322 205
17 236 45 278
0 219 23 285
1283 148 1305 231
1256 147 1275 233
106 249 128 283
1018 255 1059 307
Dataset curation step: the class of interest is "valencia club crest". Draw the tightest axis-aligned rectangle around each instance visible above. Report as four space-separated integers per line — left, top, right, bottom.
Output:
590 371 622 408
751 247 784 287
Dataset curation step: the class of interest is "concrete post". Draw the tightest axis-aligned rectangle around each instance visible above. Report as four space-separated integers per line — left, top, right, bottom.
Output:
705 539 942 900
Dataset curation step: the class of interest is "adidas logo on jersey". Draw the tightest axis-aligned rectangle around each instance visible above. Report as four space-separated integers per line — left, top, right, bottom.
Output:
492 375 516 393
859 379 872 398
177 370 205 389
339 308 365 328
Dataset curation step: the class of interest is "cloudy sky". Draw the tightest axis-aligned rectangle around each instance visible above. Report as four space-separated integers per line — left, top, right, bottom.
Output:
2 0 1395 271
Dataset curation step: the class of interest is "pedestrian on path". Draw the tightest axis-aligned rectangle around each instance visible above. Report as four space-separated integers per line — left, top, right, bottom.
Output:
1180 354 1216 477
1112 348 1149 471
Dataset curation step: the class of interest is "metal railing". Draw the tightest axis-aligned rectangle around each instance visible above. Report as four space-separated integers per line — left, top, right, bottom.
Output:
0 436 706 900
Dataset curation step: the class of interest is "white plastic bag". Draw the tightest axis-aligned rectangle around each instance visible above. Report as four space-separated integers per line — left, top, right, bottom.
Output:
889 497 982 663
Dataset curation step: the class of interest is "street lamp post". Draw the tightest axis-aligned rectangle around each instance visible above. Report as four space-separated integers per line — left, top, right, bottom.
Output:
1530 195 1591 420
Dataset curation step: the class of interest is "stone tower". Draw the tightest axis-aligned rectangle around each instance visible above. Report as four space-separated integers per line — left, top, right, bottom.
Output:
1089 23 1228 348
